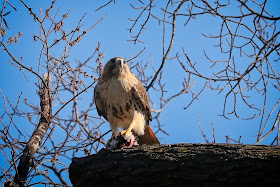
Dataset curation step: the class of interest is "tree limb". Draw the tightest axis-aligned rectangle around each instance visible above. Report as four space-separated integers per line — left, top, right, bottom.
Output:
14 73 52 186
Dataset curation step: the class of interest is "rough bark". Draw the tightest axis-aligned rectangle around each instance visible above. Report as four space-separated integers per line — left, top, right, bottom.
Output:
69 143 280 186
13 73 52 186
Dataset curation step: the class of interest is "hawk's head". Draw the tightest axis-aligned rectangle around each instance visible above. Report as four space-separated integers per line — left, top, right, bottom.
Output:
103 57 130 78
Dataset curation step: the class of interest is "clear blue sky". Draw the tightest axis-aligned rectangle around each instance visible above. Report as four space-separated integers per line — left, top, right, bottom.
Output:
1 0 280 184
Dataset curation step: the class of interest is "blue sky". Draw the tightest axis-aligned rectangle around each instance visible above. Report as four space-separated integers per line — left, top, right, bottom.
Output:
1 0 280 184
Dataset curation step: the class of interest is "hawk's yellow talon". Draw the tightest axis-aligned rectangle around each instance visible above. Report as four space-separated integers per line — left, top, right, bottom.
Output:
120 130 128 135
121 128 132 136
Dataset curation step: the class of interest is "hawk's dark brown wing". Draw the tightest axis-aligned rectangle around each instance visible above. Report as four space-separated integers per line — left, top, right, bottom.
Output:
94 84 108 121
131 75 152 121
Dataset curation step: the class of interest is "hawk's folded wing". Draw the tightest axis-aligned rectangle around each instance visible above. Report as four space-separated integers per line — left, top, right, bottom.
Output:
94 85 108 121
131 75 152 121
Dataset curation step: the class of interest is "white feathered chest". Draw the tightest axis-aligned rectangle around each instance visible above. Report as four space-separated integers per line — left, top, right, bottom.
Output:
96 74 145 130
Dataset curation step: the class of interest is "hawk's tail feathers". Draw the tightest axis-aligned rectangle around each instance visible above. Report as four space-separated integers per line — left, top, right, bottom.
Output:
138 126 160 145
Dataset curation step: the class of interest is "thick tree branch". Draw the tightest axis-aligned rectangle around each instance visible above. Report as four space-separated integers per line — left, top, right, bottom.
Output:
69 144 280 186
14 73 52 186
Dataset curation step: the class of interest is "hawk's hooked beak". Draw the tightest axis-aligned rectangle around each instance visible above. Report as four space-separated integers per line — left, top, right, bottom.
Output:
116 58 124 66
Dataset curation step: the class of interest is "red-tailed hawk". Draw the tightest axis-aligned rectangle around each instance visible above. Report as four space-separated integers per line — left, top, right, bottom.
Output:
94 57 159 147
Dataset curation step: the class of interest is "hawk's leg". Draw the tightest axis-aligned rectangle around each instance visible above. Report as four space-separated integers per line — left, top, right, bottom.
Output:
120 111 145 136
120 125 135 145
106 123 119 149
120 111 145 146
120 125 133 136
